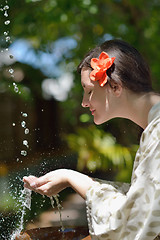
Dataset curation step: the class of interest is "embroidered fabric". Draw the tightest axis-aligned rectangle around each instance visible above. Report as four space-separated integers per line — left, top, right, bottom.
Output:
86 102 160 240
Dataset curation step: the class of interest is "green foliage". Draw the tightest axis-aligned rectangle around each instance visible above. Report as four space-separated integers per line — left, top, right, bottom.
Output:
0 0 159 178
66 125 138 182
1 0 160 104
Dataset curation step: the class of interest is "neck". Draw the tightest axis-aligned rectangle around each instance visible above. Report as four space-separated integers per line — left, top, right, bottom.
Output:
120 91 160 129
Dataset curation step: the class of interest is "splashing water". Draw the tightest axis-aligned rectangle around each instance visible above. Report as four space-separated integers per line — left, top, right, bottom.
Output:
4 19 10 25
13 82 19 93
21 121 26 128
10 188 32 240
50 195 65 231
9 68 14 74
24 128 29 135
20 113 30 156
0 1 32 239
23 140 29 148
21 150 27 157
21 112 28 118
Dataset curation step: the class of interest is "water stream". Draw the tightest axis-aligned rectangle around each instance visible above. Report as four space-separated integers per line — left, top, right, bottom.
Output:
1 1 66 239
0 1 32 238
10 188 32 240
50 195 65 231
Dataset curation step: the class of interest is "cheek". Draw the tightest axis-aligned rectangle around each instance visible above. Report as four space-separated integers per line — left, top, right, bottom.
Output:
92 93 107 110
91 97 107 117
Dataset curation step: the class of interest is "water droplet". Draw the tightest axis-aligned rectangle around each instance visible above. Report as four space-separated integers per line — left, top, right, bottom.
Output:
21 121 26 128
4 11 8 17
4 20 10 25
21 150 27 156
4 31 8 35
5 36 10 42
23 140 29 148
14 86 19 93
25 128 29 134
22 112 28 117
3 5 9 10
9 68 14 74
23 140 28 145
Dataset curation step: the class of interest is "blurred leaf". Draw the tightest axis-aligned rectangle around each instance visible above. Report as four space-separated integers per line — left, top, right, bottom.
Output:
66 125 138 181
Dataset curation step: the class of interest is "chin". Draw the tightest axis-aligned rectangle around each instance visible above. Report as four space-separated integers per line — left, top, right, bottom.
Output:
94 118 106 125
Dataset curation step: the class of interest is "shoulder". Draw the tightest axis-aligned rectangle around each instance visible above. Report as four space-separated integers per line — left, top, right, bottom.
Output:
141 117 160 146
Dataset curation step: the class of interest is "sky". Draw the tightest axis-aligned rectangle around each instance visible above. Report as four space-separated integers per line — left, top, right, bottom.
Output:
8 37 77 101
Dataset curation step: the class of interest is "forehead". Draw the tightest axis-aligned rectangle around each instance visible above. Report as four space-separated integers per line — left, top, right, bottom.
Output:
81 68 94 88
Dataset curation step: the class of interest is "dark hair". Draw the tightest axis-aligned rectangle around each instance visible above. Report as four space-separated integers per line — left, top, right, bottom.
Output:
77 39 152 93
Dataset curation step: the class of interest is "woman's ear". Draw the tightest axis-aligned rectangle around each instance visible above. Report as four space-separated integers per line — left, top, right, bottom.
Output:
110 82 122 97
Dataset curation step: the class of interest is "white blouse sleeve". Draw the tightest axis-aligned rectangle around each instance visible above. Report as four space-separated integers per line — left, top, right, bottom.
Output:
86 119 160 240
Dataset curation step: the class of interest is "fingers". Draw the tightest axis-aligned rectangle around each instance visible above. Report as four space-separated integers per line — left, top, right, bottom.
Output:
23 175 50 195
22 170 67 197
23 176 36 190
23 175 37 185
37 182 55 197
32 175 49 188
24 180 45 195
23 175 40 188
24 180 54 196
23 175 49 188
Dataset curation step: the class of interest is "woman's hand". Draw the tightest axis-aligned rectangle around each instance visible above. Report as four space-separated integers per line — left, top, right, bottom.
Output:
23 169 94 199
23 169 69 197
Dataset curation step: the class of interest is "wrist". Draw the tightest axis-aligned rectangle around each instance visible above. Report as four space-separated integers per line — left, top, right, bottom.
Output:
64 169 93 199
61 169 71 188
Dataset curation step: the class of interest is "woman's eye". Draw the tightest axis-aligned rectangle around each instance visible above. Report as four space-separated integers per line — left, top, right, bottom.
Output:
88 90 92 95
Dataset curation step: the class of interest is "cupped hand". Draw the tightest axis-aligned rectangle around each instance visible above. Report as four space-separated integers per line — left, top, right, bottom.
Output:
23 169 69 197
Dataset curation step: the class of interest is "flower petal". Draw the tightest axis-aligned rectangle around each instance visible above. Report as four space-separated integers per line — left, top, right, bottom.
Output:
106 57 116 68
90 69 98 80
100 57 116 70
90 52 116 87
99 72 108 87
91 58 100 69
90 69 104 81
99 52 109 61
94 71 105 81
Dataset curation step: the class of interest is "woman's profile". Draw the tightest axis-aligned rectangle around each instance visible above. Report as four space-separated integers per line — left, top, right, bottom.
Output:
23 39 160 240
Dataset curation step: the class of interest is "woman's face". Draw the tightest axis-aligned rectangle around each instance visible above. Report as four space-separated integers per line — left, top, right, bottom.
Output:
81 68 121 125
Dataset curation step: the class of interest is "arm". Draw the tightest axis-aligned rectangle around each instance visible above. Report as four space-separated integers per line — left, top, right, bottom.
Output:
23 169 94 199
67 170 94 199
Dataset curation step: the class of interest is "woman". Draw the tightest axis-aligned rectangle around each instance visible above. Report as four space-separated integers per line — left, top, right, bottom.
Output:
23 39 160 240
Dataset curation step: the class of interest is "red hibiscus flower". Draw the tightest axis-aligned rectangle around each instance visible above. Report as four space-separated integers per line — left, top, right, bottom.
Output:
90 51 116 87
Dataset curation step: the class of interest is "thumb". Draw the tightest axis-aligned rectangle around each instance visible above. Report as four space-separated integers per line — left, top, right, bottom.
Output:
23 175 38 187
23 175 37 183
30 175 49 188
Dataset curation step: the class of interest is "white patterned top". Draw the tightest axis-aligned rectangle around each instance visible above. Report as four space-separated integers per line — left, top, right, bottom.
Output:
86 102 160 240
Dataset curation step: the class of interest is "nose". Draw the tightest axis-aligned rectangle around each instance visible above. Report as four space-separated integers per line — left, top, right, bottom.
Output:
81 102 89 108
81 95 89 108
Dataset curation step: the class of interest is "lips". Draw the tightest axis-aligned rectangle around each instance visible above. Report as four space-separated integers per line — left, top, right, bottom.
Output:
90 109 95 115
